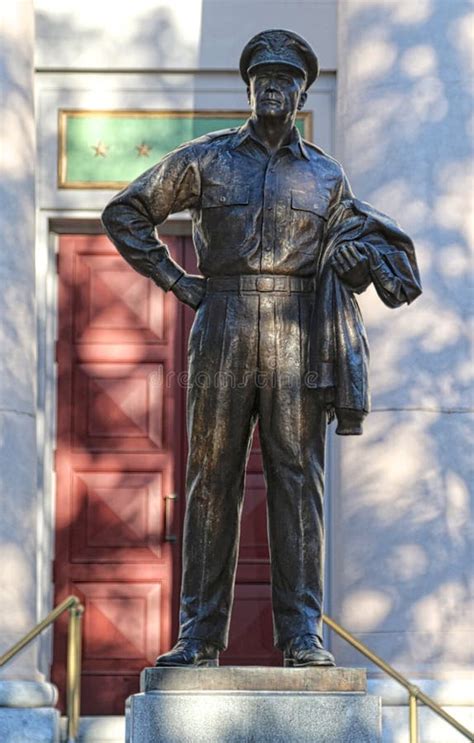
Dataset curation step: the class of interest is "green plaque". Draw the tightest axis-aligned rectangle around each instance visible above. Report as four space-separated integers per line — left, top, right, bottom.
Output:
58 110 312 189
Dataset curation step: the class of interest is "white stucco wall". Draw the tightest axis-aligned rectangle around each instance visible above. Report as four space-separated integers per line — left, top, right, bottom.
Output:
34 0 338 71
335 0 473 682
0 1 39 679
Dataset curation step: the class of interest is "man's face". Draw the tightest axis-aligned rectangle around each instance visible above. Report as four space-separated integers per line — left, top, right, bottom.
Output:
247 63 307 120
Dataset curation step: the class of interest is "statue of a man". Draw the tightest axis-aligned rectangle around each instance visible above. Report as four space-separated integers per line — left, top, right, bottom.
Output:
102 29 421 669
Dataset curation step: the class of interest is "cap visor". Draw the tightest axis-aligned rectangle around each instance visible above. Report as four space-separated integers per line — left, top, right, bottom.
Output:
247 60 307 79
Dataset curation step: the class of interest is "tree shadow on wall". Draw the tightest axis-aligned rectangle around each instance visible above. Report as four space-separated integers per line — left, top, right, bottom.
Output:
328 0 473 681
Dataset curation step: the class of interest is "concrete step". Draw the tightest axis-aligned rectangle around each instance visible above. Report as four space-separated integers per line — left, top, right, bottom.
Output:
60 716 125 743
58 673 474 743
381 706 473 743
62 705 473 743
369 677 474 743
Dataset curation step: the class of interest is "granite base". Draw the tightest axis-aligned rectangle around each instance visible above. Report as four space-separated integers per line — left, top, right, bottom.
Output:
127 667 381 743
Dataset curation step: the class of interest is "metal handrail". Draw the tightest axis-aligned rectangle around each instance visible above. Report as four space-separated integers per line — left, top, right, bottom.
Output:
0 595 84 743
1 600 470 741
323 614 474 742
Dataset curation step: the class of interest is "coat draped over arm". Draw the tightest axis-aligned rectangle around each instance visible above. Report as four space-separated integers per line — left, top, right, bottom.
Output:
308 197 422 435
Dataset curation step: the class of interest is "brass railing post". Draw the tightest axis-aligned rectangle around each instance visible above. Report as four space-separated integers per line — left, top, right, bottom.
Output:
409 691 419 743
66 603 84 743
0 596 85 743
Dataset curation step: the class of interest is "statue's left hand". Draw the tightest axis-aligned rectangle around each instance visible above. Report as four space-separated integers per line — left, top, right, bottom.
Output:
331 242 370 289
171 273 206 310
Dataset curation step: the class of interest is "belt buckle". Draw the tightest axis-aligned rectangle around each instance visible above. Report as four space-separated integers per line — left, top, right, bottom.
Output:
256 276 274 292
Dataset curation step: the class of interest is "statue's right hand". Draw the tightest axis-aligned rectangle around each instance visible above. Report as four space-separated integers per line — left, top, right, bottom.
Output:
331 242 370 288
171 274 206 310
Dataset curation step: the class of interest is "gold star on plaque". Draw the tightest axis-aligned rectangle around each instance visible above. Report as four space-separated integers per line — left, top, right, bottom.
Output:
91 141 108 157
136 142 152 157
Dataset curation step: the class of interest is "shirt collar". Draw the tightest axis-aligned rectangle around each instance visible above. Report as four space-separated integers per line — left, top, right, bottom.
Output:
232 119 310 161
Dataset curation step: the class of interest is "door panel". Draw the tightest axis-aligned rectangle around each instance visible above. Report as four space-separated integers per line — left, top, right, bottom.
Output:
72 251 166 344
72 362 165 450
224 584 277 665
69 471 164 562
225 437 280 664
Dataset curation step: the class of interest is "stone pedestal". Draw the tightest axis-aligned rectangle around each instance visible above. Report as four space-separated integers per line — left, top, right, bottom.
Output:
126 667 381 743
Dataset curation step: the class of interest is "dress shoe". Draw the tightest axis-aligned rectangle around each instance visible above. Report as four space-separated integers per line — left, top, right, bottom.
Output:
155 638 219 667
283 634 336 667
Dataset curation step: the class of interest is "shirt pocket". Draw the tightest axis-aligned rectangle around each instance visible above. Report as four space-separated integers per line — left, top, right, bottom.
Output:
291 189 327 216
202 184 250 208
290 189 327 255
200 184 250 249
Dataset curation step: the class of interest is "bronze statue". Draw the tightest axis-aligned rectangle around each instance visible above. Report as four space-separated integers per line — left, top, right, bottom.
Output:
102 29 421 669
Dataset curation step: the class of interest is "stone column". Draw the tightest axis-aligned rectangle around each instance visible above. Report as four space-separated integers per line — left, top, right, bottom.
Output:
0 0 39 680
333 0 473 681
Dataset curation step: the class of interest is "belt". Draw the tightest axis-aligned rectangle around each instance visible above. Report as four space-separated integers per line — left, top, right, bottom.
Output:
206 274 315 293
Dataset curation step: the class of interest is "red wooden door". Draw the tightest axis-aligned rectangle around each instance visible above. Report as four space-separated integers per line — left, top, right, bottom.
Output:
53 233 187 713
53 232 277 716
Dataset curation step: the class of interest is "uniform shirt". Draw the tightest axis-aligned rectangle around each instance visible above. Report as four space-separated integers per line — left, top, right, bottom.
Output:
102 119 351 291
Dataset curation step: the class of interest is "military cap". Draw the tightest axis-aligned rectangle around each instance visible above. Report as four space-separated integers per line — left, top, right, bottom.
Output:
239 29 319 91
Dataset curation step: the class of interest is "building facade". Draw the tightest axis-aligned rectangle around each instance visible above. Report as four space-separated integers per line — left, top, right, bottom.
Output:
0 0 472 739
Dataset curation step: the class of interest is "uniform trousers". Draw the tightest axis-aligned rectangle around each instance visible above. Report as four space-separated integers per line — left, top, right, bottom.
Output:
177 280 327 650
